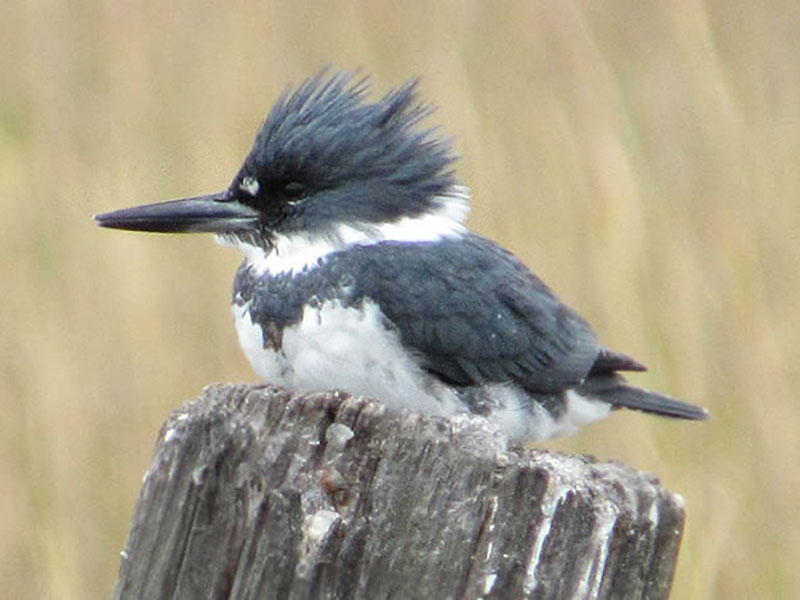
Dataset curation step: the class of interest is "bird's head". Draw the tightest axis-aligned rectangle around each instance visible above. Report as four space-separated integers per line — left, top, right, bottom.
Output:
96 71 470 264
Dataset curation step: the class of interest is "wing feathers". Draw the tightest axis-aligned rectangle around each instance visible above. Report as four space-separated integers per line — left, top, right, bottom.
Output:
358 235 600 392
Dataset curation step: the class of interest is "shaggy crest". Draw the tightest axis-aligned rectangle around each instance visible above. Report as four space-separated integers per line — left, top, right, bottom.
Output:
230 71 458 228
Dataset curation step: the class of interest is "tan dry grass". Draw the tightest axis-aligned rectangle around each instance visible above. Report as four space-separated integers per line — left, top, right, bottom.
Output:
2 1 799 597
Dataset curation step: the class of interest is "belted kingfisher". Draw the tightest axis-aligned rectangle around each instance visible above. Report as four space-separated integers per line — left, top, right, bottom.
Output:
96 71 708 441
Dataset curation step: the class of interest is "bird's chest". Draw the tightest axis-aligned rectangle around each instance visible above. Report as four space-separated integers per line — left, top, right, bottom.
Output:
234 260 358 347
232 293 452 414
230 261 463 417
233 263 392 394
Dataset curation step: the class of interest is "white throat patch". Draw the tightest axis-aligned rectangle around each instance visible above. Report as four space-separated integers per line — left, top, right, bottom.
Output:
216 186 471 276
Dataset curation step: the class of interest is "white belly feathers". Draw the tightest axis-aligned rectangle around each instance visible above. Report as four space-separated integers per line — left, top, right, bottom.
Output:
233 298 464 418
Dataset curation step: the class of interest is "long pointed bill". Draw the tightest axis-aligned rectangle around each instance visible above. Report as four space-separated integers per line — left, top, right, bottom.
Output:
94 192 260 233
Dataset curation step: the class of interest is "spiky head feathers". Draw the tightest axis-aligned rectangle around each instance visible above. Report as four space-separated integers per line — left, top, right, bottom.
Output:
229 71 459 233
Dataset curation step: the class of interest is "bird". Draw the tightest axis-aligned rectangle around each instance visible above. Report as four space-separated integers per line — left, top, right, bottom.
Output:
95 70 709 442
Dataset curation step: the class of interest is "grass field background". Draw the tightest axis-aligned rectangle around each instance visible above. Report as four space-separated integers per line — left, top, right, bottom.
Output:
2 1 798 597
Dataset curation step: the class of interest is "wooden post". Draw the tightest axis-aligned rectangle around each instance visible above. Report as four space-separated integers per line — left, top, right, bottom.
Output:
114 383 686 599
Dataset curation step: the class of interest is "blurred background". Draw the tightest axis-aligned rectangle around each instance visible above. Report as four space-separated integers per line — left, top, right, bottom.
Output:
2 1 798 597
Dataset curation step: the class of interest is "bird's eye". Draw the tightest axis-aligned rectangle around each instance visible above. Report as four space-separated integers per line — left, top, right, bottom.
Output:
282 182 307 202
239 176 260 197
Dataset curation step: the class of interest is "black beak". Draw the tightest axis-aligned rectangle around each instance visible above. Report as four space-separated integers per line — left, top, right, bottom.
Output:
94 192 260 234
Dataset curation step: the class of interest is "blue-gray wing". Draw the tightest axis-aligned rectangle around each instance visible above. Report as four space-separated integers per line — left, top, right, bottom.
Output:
351 235 600 393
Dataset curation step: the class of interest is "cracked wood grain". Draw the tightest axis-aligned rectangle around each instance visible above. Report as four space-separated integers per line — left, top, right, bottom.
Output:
114 383 685 600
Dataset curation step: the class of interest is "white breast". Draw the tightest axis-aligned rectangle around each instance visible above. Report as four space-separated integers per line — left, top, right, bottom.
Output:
233 298 465 418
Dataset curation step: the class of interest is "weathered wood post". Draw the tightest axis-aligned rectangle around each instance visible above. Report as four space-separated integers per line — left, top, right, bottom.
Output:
114 383 686 599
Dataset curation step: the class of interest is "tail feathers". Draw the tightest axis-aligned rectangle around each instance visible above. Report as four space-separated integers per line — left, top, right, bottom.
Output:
578 374 710 421
602 384 710 420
